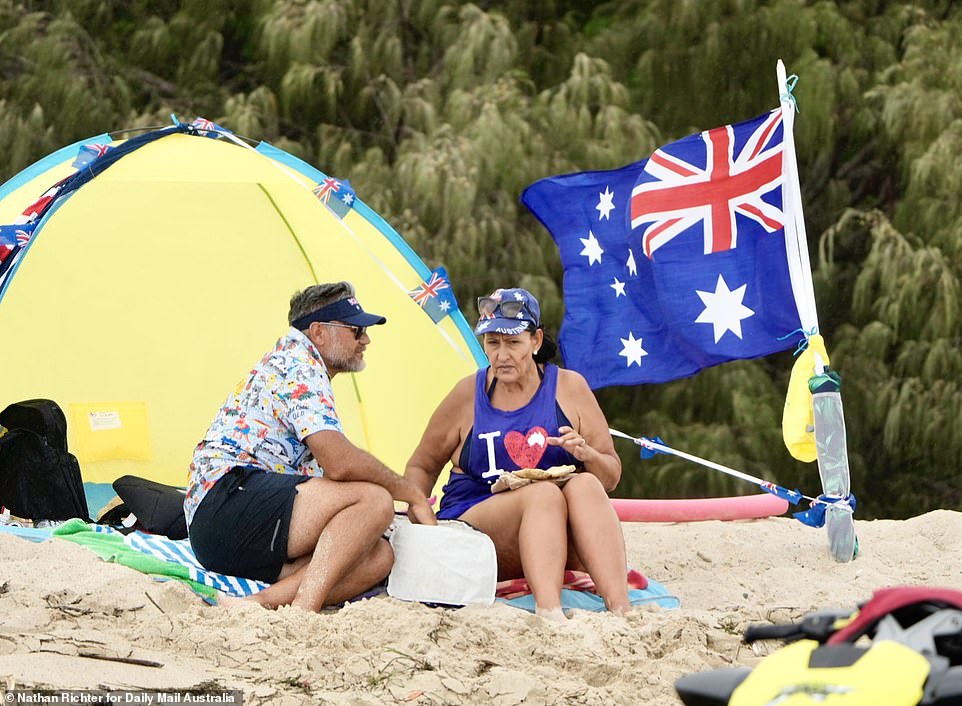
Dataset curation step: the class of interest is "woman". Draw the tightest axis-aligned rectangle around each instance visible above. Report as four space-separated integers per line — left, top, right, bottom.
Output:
405 287 630 617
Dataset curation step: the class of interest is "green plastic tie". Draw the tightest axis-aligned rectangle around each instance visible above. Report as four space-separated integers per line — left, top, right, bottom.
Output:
781 74 800 113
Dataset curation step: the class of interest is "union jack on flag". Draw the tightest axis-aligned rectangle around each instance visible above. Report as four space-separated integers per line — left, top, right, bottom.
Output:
630 109 784 258
20 187 61 221
409 270 450 307
0 223 36 249
312 176 355 219
188 116 231 138
72 143 113 170
0 222 38 284
312 177 341 204
407 267 458 323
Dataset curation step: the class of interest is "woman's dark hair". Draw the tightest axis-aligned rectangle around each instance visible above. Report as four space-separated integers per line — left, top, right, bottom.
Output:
533 327 558 365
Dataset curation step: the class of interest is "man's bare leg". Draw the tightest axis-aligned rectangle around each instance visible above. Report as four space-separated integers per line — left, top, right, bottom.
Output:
228 535 393 609
289 478 395 612
222 477 394 612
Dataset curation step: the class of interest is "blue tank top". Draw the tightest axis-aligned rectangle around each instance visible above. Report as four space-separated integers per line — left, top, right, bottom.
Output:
437 364 579 520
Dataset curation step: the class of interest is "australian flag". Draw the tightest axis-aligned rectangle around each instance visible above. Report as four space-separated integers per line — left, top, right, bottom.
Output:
312 176 356 219
0 222 36 288
521 109 803 388
408 266 458 323
71 142 114 170
188 116 231 138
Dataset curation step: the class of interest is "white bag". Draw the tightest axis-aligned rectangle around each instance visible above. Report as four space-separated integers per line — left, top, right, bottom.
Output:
387 516 497 606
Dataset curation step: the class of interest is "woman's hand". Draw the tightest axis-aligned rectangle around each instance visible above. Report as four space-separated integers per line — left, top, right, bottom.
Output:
548 425 595 464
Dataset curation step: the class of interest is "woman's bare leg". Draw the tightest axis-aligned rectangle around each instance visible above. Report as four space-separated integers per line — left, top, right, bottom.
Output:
460 482 568 613
562 473 631 614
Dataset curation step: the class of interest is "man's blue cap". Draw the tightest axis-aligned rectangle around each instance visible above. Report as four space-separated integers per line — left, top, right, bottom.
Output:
474 288 541 335
291 296 386 330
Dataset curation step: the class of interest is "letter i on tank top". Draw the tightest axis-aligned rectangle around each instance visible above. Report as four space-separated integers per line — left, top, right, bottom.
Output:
465 364 572 484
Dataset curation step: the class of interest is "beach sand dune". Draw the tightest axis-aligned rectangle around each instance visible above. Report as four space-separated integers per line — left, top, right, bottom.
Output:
2 510 960 705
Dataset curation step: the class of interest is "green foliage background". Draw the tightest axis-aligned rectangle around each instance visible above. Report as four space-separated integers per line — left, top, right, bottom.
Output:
2 0 960 518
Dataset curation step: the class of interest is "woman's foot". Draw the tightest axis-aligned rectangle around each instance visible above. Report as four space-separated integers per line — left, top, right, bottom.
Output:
535 606 567 622
605 598 631 616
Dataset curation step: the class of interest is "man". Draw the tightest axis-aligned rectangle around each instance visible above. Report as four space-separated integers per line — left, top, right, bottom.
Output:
185 281 436 612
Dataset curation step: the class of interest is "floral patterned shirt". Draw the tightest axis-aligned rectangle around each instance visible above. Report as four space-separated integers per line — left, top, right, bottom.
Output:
184 327 342 526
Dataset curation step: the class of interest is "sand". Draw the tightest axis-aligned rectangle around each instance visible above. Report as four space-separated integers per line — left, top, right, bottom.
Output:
2 511 961 705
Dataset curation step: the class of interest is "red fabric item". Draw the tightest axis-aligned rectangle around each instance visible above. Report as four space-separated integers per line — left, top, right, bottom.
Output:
827 586 962 645
495 568 648 600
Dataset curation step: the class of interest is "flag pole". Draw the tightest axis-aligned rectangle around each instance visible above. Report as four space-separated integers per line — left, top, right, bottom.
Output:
776 61 858 562
777 60 821 362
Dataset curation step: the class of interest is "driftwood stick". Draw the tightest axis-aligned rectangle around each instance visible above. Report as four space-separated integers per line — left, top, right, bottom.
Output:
145 591 167 615
77 652 164 669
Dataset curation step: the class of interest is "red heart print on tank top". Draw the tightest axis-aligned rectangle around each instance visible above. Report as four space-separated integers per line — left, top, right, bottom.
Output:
504 426 549 468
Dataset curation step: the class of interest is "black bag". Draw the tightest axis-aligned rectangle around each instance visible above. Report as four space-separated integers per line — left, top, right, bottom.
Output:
0 399 90 522
111 474 188 539
0 399 69 452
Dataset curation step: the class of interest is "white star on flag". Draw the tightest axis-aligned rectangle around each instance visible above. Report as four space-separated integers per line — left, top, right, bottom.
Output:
610 277 626 297
619 332 648 367
440 300 451 311
626 248 637 276
579 231 604 265
694 274 755 343
596 186 615 221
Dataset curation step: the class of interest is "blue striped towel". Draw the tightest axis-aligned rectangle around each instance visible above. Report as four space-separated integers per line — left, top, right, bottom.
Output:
124 531 268 597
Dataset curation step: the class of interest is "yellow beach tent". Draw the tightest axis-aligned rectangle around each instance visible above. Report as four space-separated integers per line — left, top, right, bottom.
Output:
0 121 484 496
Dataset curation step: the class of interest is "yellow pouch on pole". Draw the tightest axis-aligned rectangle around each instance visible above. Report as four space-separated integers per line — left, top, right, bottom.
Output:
782 334 829 462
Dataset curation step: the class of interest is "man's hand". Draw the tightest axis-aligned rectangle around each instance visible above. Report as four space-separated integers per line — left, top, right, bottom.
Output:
407 496 438 526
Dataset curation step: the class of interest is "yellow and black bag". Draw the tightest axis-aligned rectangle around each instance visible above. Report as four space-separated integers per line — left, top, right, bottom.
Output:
676 586 962 706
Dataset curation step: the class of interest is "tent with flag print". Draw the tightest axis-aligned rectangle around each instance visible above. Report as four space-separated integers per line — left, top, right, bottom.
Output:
0 118 485 497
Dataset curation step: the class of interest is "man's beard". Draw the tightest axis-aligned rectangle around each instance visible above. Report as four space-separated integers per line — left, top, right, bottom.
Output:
325 336 365 374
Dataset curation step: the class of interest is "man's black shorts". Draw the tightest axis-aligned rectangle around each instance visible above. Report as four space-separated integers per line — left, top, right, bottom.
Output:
188 467 312 583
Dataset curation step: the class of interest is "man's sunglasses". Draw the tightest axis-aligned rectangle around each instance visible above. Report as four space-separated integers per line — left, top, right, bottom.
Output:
477 297 531 320
319 321 367 340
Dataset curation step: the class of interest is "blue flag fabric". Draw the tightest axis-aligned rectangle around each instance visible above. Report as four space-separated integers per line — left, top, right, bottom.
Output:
188 116 232 138
521 109 803 388
793 493 857 528
312 176 356 219
408 266 458 323
0 222 37 284
71 142 114 170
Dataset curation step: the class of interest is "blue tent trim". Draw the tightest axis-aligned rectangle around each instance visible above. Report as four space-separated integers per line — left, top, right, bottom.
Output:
0 126 189 303
0 189 77 304
0 133 112 203
0 135 115 300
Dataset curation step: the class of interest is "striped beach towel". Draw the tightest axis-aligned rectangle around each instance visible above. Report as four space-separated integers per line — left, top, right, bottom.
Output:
125 531 268 597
